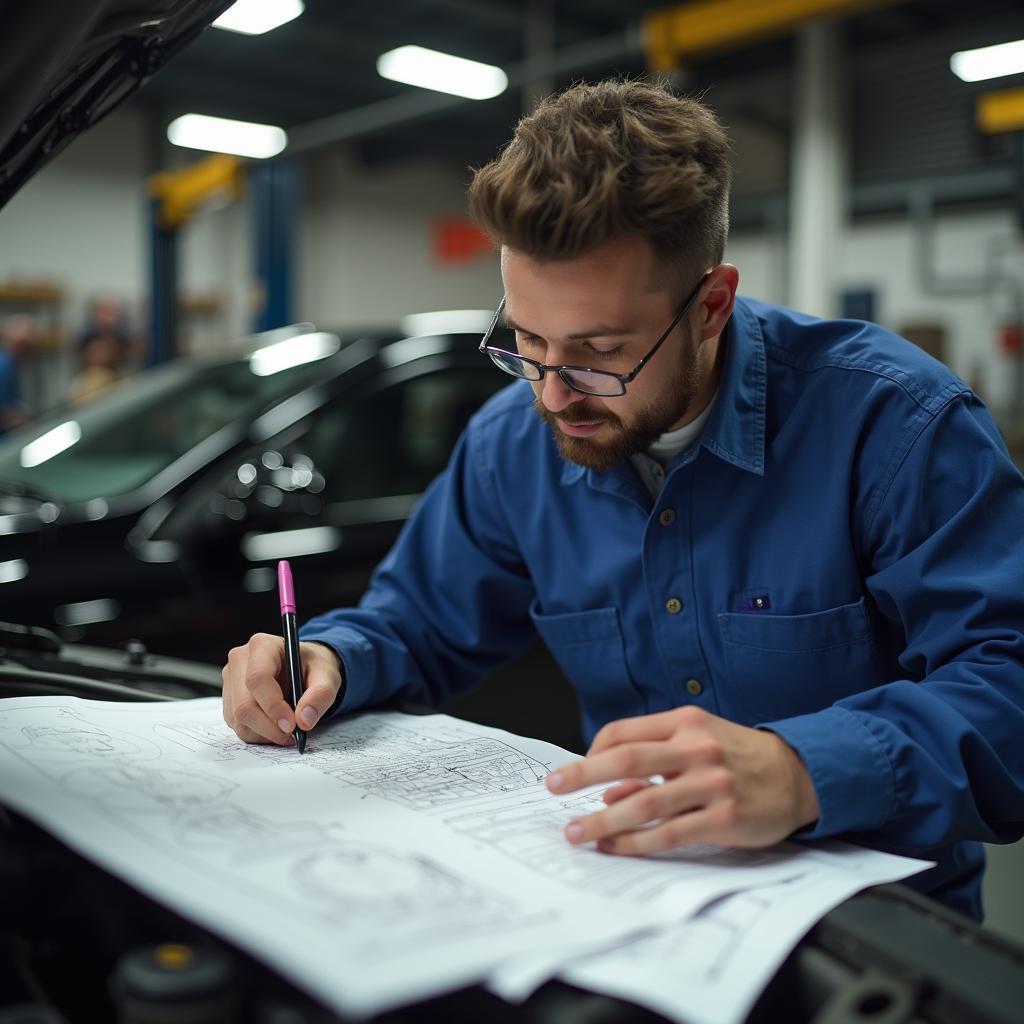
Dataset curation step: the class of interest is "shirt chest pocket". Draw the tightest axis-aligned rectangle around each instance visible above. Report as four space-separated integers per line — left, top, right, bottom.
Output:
529 600 645 737
717 597 879 722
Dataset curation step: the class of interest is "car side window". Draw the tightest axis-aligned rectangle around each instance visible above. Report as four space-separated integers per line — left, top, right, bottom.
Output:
301 367 502 502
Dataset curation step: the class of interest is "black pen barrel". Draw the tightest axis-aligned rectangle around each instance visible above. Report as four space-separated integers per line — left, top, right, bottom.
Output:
281 612 306 753
282 613 302 705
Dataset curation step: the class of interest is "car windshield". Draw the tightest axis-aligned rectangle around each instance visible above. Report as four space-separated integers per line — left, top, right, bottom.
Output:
0 356 327 504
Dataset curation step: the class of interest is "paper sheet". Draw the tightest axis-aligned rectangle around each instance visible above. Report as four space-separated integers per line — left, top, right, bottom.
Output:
558 842 928 1024
0 696 931 1019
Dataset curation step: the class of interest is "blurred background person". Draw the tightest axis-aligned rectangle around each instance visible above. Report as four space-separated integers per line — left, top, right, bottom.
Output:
69 296 133 404
0 314 37 433
69 328 129 404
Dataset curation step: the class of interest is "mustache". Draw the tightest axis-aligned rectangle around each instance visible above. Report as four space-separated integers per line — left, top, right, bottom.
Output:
532 398 619 428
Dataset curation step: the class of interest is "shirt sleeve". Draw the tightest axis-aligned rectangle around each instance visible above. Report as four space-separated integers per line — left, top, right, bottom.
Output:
298 415 537 715
764 393 1024 849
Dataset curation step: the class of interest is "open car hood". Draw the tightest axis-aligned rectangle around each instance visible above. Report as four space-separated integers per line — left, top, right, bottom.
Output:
0 0 232 211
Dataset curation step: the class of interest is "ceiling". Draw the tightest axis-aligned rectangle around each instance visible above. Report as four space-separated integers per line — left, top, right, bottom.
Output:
128 0 1024 173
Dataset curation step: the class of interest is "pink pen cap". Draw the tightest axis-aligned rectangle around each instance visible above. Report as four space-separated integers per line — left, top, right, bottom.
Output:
277 560 296 615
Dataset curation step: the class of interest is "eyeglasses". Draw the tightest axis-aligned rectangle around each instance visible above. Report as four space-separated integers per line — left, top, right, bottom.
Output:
478 273 709 397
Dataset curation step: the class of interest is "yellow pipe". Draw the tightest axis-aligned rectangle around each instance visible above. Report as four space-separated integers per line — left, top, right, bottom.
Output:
644 0 909 70
148 154 244 230
977 87 1024 135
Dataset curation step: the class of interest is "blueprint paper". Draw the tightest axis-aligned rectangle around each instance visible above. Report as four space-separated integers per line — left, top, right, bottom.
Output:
487 839 929 1003
558 842 929 1024
0 696 930 1019
0 696 656 1016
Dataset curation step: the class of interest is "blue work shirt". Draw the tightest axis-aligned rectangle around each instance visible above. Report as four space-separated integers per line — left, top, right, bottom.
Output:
302 296 1024 919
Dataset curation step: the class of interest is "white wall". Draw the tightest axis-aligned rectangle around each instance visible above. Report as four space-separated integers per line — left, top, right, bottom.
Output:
299 147 500 330
0 108 149 318
727 211 1024 413
2 107 1023 416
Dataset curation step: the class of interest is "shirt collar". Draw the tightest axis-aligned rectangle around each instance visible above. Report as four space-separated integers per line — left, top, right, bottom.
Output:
697 296 766 476
559 295 767 487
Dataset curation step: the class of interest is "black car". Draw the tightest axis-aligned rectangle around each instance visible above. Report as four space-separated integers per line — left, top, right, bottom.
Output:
0 322 505 663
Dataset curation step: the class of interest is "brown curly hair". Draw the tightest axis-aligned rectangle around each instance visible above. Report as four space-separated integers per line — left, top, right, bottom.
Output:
468 78 731 297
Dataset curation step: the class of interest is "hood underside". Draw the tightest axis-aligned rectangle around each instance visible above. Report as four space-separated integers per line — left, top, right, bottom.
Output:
0 0 232 211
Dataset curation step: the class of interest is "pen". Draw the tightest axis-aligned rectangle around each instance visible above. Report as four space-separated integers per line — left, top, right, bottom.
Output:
277 559 306 754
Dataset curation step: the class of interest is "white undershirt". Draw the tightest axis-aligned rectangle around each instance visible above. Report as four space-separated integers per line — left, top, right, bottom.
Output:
630 393 717 497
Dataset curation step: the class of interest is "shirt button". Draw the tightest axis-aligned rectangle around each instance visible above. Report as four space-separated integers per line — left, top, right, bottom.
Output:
686 678 704 696
665 597 683 614
658 508 676 526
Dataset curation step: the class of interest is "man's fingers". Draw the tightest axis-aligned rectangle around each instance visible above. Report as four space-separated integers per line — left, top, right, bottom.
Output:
235 716 293 747
566 778 700 845
294 642 344 731
223 636 342 745
547 741 677 795
295 680 335 731
234 697 295 746
587 706 704 756
597 807 717 856
241 634 294 732
223 634 293 744
602 779 652 805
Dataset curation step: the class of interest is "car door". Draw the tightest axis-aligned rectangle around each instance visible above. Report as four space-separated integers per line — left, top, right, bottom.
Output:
168 353 506 661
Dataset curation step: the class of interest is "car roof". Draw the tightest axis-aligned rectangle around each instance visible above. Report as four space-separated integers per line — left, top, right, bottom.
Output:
0 0 230 211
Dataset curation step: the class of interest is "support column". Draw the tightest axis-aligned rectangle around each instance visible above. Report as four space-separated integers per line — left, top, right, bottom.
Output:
523 0 555 114
147 197 178 367
787 20 845 318
251 159 298 333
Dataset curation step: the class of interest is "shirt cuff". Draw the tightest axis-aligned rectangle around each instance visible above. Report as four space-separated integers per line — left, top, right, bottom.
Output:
758 705 896 838
298 625 376 718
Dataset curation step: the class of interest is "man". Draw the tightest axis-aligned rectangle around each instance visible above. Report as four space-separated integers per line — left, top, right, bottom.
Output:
222 79 1024 919
0 314 35 433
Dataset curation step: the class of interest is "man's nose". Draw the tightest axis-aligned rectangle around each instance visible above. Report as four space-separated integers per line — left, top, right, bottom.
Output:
540 370 586 413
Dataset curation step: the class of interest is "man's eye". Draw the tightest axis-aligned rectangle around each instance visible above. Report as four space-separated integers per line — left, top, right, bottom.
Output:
591 346 624 361
517 334 542 348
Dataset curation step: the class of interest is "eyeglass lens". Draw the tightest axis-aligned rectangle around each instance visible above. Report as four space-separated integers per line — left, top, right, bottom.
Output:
485 324 625 396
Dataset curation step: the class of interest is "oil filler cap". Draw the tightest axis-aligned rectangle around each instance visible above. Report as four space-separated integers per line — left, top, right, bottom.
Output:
110 943 238 1023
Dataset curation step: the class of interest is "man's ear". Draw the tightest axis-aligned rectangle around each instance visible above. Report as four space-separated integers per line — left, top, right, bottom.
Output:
700 264 739 341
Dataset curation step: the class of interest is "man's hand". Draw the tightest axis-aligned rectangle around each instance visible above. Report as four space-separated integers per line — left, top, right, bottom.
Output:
222 634 343 745
546 705 819 854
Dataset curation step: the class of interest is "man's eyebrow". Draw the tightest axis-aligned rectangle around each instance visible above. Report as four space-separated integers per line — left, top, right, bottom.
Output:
501 314 635 340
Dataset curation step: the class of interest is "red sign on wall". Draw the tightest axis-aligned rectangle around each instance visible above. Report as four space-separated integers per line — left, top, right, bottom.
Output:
433 218 494 264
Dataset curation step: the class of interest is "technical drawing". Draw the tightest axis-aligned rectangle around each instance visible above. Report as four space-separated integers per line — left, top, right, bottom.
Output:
445 791 794 905
61 763 237 811
175 805 333 857
284 841 551 957
318 735 549 807
0 707 161 760
606 874 809 980
154 720 242 760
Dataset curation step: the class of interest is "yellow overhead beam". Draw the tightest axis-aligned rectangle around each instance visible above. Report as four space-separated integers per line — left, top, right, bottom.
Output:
977 87 1024 135
644 0 910 71
148 154 245 230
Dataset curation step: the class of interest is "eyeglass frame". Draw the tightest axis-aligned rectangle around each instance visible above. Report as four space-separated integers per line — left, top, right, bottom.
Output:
478 271 710 397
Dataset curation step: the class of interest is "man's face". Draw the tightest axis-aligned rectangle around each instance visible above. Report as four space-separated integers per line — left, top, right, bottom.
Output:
500 237 713 471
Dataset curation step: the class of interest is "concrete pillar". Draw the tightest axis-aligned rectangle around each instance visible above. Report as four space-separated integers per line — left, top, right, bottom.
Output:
523 0 555 114
787 20 846 318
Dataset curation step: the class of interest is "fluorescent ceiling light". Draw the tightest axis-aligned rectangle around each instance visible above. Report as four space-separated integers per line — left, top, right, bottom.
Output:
167 114 287 159
377 45 507 100
20 421 81 468
213 0 304 35
249 331 341 376
951 39 1024 82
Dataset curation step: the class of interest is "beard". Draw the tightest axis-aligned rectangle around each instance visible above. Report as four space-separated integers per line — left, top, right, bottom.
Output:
533 345 704 471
